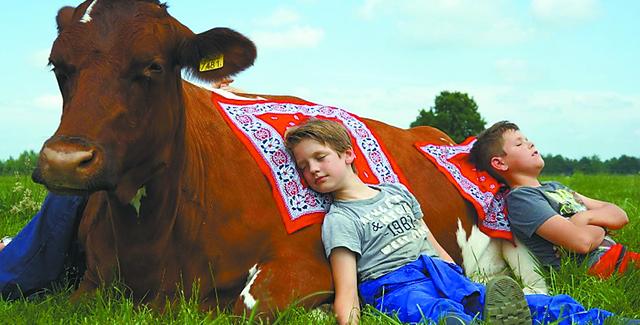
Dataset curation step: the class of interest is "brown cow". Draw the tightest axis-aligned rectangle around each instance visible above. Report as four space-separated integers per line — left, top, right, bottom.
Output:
32 0 544 317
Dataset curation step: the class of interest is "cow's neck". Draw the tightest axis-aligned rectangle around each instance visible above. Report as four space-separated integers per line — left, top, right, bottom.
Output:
107 89 187 247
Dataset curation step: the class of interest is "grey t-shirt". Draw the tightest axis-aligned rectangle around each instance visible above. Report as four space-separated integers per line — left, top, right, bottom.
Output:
321 183 439 281
507 181 610 268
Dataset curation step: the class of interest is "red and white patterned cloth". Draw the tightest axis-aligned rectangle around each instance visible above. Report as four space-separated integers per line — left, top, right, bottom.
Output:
415 137 513 242
211 91 409 233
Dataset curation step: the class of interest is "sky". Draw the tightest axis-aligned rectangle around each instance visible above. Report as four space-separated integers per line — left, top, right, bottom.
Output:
1 0 638 161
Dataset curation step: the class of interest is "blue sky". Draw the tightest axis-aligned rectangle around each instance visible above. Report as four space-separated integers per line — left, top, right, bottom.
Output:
1 0 638 160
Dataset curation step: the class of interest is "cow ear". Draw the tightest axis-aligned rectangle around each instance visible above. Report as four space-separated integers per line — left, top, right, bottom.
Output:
179 27 257 82
56 6 76 33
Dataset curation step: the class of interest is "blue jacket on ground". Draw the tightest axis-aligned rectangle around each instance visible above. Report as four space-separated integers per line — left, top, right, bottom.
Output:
359 254 630 324
0 194 86 299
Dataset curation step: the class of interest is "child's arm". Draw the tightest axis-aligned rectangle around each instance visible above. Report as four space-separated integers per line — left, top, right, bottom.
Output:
508 186 608 254
536 216 606 254
329 247 360 325
570 194 629 230
425 225 455 263
407 189 455 264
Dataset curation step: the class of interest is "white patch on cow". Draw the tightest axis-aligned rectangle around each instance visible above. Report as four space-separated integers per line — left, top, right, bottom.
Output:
455 219 506 283
240 264 261 310
439 137 447 142
210 87 266 101
455 219 550 294
130 186 147 217
502 237 549 294
80 0 99 23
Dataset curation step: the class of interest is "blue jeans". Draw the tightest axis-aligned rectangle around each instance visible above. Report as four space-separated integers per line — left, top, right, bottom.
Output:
359 255 634 324
0 194 86 299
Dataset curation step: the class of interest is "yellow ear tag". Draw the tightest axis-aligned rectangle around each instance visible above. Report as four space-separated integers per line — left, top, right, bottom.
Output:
199 54 224 72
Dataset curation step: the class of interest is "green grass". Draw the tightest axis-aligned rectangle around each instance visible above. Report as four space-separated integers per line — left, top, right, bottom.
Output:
0 174 47 238
0 174 638 324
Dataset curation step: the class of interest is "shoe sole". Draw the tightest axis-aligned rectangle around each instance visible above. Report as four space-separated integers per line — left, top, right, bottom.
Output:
484 276 532 325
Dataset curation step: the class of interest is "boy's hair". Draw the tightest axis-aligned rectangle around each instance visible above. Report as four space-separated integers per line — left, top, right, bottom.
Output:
284 119 356 172
469 120 520 182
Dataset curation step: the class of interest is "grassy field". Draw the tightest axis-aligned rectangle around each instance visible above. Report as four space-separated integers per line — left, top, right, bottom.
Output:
0 174 638 324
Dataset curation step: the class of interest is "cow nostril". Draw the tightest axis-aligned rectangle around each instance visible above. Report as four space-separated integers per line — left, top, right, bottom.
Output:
78 150 96 169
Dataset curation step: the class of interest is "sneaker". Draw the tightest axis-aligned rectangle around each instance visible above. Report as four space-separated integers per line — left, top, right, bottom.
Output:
441 314 469 325
484 276 532 325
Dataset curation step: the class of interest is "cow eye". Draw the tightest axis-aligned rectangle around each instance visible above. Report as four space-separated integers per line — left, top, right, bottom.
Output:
147 62 163 74
52 67 68 83
50 62 75 94
139 62 163 81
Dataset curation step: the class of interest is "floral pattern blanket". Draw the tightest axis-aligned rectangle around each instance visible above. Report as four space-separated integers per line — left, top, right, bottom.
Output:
415 137 513 241
211 90 408 233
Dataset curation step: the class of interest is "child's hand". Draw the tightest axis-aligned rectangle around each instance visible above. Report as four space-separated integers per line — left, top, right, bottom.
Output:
575 194 629 230
569 211 594 226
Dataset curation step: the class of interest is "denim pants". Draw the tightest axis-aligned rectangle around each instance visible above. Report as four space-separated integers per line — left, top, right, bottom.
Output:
359 255 633 324
0 194 86 299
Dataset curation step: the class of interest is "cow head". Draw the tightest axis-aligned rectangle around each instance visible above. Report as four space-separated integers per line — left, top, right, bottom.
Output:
32 0 256 203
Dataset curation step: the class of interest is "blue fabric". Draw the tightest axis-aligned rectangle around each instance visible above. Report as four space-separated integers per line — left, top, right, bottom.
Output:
359 255 483 323
0 194 86 299
359 254 633 324
526 293 619 325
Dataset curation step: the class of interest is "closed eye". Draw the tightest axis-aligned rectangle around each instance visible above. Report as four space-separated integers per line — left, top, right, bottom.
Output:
49 60 76 95
147 62 163 73
142 62 164 79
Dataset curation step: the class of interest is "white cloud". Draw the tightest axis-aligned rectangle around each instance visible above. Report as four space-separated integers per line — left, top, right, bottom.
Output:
251 26 325 50
33 94 62 110
258 8 301 27
357 0 384 20
531 0 599 23
477 88 640 158
250 7 324 50
29 49 51 69
495 58 534 83
357 0 534 46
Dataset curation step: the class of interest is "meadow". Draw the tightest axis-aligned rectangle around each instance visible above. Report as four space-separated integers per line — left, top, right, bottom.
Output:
0 174 638 324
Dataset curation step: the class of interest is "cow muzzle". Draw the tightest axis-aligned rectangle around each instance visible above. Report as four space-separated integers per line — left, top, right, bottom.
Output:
32 136 113 194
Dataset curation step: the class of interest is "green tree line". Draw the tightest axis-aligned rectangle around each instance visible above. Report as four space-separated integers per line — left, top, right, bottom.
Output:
541 154 640 175
0 150 39 175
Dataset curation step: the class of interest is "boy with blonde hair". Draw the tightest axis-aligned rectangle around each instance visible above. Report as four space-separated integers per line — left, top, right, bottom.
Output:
285 118 631 325
470 121 638 277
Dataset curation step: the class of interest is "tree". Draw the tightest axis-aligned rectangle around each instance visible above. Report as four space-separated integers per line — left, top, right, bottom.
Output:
410 91 486 143
575 155 604 174
606 155 640 174
541 154 574 175
0 150 39 175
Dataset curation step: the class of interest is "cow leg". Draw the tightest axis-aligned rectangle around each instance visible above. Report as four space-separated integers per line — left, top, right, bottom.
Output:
70 276 99 302
231 255 333 318
502 237 548 294
456 221 508 283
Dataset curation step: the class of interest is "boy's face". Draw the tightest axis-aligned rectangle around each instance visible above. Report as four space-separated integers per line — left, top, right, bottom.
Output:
494 129 544 174
291 138 355 194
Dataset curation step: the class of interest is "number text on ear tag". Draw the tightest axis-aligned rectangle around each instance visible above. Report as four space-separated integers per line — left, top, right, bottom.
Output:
199 54 224 72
